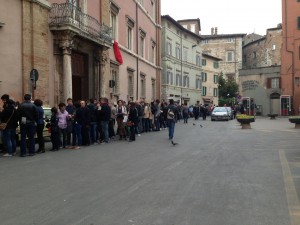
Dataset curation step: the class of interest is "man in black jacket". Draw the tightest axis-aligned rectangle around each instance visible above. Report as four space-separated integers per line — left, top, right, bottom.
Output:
98 98 111 144
18 94 38 157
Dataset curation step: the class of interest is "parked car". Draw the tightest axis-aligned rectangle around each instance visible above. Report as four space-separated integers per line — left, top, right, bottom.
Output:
211 107 230 121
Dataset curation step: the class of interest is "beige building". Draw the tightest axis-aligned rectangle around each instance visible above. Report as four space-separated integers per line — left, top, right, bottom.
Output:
201 29 245 82
161 15 203 105
201 53 222 105
0 0 112 106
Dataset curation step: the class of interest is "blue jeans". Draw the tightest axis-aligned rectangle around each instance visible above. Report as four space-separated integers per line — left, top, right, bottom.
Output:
72 123 82 146
101 121 109 143
90 122 98 143
59 128 67 148
142 118 150 132
3 128 16 155
168 119 175 140
155 117 160 131
20 124 36 156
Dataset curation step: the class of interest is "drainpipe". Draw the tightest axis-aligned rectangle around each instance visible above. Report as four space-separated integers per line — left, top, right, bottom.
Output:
180 31 183 104
30 1 35 100
284 0 295 113
136 2 139 100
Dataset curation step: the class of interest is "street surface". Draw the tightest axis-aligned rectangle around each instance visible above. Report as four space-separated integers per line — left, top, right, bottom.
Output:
0 117 300 225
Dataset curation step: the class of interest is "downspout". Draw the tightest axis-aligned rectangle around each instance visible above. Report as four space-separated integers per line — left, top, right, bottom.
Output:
136 2 139 100
30 1 35 99
180 31 183 104
285 0 295 112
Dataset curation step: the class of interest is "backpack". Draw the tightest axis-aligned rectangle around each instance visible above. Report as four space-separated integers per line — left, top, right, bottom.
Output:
167 107 175 119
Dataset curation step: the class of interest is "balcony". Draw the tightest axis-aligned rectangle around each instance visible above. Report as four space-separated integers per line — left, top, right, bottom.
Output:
49 3 113 47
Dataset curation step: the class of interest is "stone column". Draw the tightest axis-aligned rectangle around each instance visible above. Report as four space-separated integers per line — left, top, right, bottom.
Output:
60 39 73 102
100 47 109 98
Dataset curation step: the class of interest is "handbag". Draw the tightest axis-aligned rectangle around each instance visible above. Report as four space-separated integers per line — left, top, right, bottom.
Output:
0 110 14 131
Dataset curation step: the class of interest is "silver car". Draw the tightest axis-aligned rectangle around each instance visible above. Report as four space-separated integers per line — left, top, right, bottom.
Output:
211 107 230 121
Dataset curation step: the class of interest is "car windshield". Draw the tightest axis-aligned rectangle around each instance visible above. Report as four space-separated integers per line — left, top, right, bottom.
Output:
213 108 227 112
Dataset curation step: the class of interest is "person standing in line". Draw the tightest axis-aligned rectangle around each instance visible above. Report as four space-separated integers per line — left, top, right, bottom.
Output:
18 94 38 157
66 98 76 147
109 102 116 139
88 98 98 144
57 103 69 149
166 99 178 145
182 103 189 124
116 100 127 140
143 102 151 132
98 98 111 144
48 107 60 151
128 102 138 142
0 99 18 157
34 99 45 153
71 102 82 149
80 100 91 146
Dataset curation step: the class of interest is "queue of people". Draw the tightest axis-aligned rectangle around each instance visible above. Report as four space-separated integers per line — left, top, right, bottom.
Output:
0 94 181 157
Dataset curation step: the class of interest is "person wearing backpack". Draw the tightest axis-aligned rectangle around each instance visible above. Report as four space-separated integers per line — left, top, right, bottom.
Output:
166 99 178 144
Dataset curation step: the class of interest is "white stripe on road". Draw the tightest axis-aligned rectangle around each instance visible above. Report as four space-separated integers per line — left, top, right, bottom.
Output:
279 150 300 225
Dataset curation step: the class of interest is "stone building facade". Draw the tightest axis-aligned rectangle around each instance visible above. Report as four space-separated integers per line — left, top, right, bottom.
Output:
242 27 282 69
0 0 112 106
201 31 245 82
239 27 282 116
161 15 203 105
108 0 161 103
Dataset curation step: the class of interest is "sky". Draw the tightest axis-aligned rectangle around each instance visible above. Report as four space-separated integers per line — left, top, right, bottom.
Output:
161 0 282 35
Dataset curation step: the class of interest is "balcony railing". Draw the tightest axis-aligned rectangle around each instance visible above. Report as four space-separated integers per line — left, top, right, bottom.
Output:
49 3 112 45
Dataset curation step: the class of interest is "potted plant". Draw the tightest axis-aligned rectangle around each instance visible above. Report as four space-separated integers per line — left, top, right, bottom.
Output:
236 114 255 129
288 116 300 129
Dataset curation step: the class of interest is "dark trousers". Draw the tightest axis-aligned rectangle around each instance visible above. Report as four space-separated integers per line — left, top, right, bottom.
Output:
130 124 136 141
59 128 67 148
82 126 90 145
36 124 45 150
51 131 60 150
20 124 36 156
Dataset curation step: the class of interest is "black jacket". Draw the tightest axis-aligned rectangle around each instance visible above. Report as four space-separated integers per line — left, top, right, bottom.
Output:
0 104 18 129
98 103 111 122
128 107 138 123
18 101 38 124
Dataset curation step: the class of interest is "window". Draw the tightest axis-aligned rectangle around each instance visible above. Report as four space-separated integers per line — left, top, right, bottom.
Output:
272 44 276 50
243 55 247 63
175 45 181 59
271 78 280 88
202 39 208 44
166 70 173 85
128 70 134 97
126 17 134 50
227 51 234 62
196 76 201 89
202 86 207 96
140 29 146 58
202 59 207 66
167 42 172 56
183 75 189 88
227 38 233 43
151 79 156 100
213 88 218 97
190 24 196 33
110 65 119 94
196 54 201 66
151 0 155 19
140 74 146 98
176 73 182 86
213 61 219 68
183 47 188 61
110 2 119 40
151 43 156 63
201 72 207 82
253 52 257 59
214 75 219 84
298 17 300 30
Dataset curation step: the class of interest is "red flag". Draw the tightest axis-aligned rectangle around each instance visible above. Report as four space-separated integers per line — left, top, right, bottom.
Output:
113 41 123 64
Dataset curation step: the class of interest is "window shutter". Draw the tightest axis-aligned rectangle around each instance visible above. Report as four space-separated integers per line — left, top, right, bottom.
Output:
279 77 281 88
266 78 271 89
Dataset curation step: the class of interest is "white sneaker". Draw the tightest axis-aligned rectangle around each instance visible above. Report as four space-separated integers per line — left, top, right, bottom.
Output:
138 134 141 137
3 153 12 157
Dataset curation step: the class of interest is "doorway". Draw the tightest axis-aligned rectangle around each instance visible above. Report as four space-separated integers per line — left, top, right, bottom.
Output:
71 51 89 102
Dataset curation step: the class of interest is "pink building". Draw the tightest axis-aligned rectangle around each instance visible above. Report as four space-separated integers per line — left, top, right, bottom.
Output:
108 0 161 103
